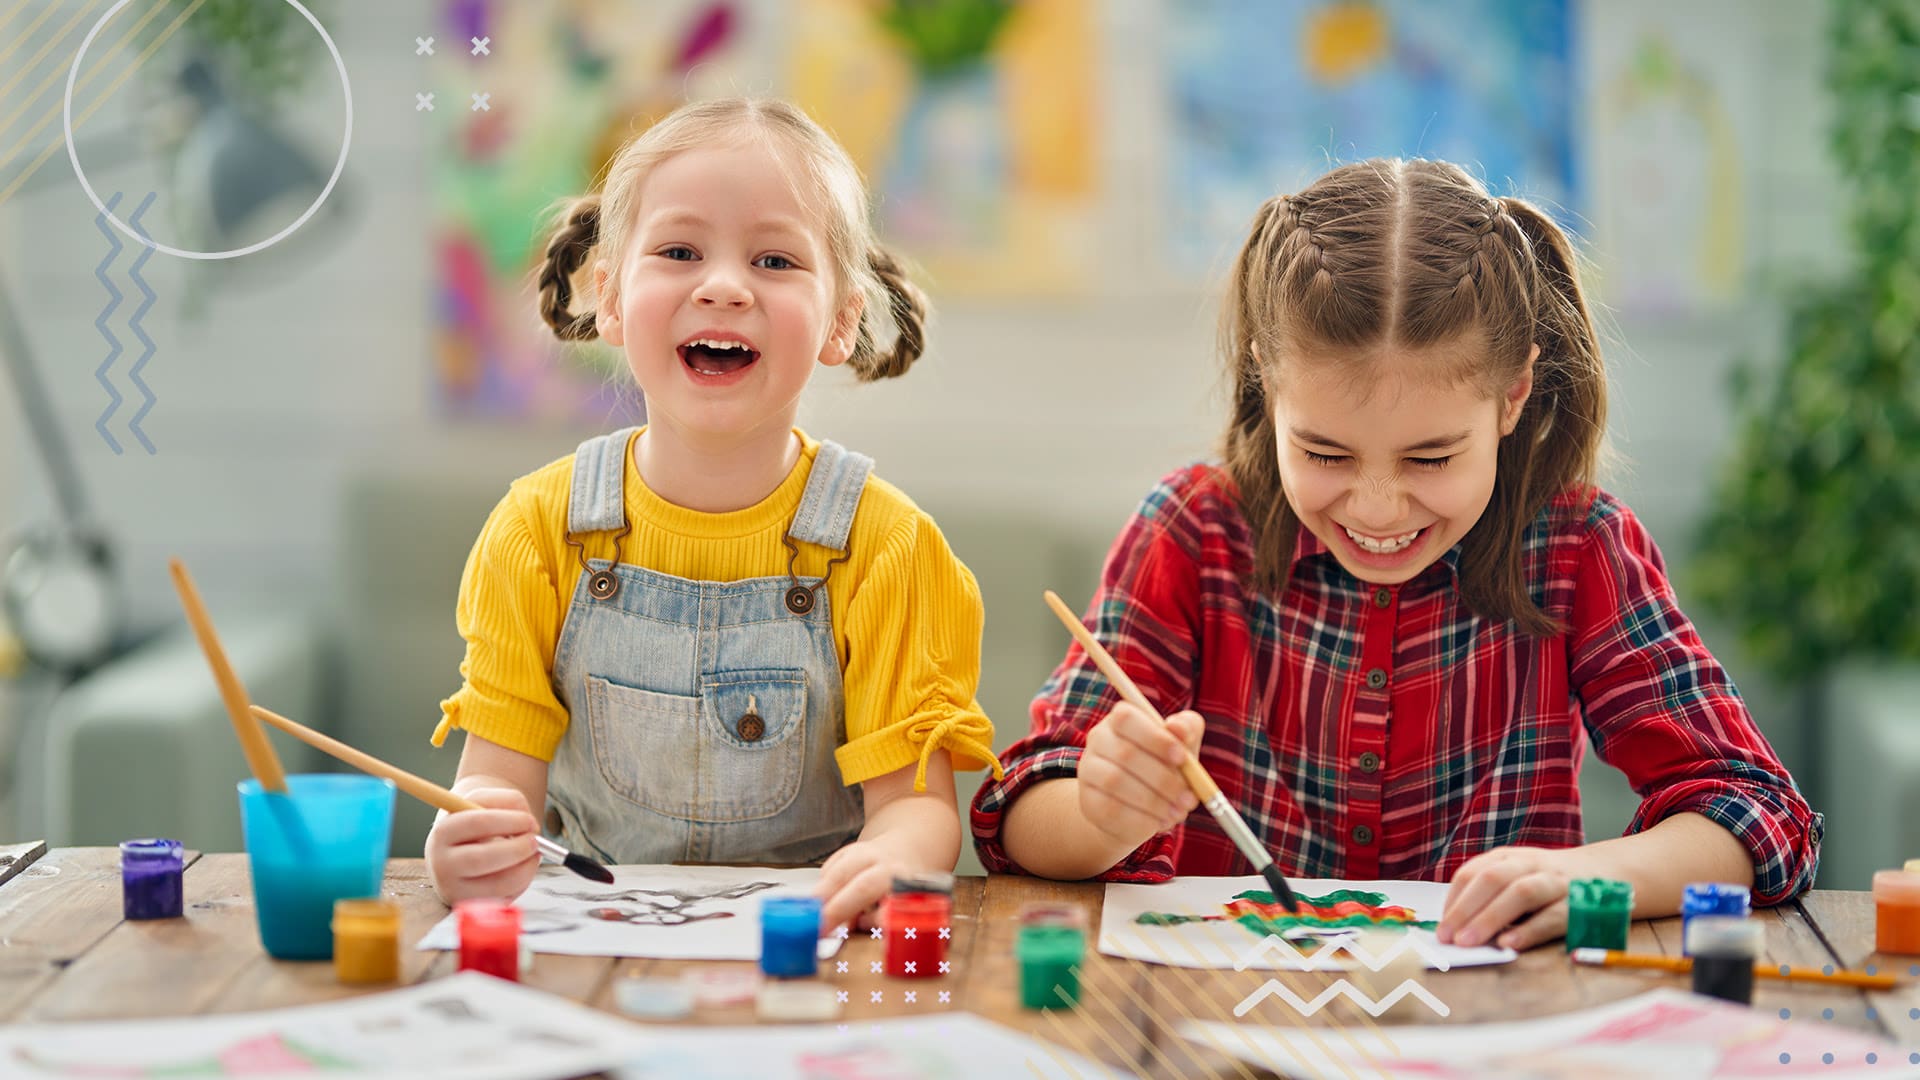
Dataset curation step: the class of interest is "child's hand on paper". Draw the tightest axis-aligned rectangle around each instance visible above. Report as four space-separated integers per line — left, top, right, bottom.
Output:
1077 703 1205 847
425 779 541 905
1436 845 1613 951
812 839 911 937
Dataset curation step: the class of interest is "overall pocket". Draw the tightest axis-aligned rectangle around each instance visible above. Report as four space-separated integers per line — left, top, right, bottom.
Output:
583 669 808 823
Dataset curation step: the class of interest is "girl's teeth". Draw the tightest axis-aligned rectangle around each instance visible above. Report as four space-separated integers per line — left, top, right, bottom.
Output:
1344 526 1420 554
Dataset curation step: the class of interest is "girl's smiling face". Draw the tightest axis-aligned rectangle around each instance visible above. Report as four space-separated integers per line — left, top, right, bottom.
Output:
1271 343 1533 585
594 140 862 443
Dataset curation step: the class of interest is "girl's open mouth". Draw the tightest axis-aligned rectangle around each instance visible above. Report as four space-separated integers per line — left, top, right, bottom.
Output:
678 338 760 376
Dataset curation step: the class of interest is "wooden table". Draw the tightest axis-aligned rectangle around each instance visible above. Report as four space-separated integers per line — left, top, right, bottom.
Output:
2 846 1916 1077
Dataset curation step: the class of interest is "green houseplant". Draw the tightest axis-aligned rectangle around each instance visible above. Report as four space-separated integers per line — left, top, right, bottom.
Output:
1693 0 1920 679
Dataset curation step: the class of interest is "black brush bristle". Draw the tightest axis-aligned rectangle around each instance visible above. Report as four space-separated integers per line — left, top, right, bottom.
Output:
1261 861 1302 913
565 851 615 884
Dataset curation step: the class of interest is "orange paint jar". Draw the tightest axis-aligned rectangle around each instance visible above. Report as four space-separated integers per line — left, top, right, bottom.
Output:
1873 870 1920 954
332 898 401 985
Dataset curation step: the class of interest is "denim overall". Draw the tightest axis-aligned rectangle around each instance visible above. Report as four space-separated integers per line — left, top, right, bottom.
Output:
545 429 869 864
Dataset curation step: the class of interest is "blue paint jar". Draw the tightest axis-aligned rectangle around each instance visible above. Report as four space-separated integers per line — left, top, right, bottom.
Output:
120 838 184 920
759 896 821 978
1680 883 1751 955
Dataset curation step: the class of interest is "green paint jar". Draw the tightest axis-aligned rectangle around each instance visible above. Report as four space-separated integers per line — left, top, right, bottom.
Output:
1016 925 1085 1009
1565 878 1633 952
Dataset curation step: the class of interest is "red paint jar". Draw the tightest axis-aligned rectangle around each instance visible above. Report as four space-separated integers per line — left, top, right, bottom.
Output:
881 890 950 979
456 898 521 981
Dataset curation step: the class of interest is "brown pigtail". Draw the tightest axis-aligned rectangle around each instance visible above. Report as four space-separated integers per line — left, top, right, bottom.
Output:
847 246 928 382
538 196 603 341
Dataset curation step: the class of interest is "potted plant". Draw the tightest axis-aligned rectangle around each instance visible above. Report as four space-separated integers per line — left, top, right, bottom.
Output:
1691 0 1919 887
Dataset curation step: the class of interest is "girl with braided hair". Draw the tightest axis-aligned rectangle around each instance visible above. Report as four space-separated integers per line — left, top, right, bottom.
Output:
426 98 999 934
973 159 1820 950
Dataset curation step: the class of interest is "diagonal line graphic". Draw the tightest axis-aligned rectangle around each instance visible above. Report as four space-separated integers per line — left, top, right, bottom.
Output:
0 0 109 122
1024 1035 1086 1080
1127 920 1272 1079
1068 964 1199 1079
1104 956 1234 1079
124 189 156 452
0 0 39 37
0 0 75 74
0 0 154 148
0 0 206 209
1036 997 1131 1079
92 189 124 454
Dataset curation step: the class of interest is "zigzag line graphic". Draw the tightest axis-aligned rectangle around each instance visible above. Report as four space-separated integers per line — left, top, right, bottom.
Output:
124 192 157 453
1233 930 1455 973
92 191 124 454
1233 977 1451 1019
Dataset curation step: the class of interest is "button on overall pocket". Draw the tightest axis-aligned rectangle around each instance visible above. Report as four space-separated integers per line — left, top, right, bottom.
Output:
583 670 808 823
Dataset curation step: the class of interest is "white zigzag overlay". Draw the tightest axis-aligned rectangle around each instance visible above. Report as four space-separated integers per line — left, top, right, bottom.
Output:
1233 976 1450 1019
1232 929 1455 972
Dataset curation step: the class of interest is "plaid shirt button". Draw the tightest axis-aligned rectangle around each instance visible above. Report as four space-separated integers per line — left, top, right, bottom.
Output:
1352 824 1375 845
1365 668 1387 690
1357 751 1381 773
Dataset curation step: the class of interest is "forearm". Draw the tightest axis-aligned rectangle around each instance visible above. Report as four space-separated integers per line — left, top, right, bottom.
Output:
1583 811 1755 917
857 789 961 872
1002 777 1148 881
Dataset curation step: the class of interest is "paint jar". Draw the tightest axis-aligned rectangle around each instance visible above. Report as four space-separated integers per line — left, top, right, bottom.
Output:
331 898 400 985
456 898 521 981
1873 870 1920 954
759 896 821 978
238 774 395 960
1564 878 1633 952
1016 903 1088 1009
1905 859 1920 875
119 838 184 920
1687 914 1764 1005
1679 883 1751 955
882 890 951 978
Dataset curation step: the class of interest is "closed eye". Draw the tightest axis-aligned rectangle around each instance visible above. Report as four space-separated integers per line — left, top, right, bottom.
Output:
1303 450 1348 466
1408 456 1452 470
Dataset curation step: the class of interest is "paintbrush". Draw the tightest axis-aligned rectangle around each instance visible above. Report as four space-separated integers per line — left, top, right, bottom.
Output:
1572 947 1900 989
249 705 614 885
1042 590 1301 912
168 559 289 791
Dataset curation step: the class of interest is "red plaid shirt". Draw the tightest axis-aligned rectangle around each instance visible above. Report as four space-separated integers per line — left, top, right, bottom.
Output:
971 465 1822 905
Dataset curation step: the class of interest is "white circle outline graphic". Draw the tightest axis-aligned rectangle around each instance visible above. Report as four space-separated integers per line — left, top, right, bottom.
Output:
64 0 352 261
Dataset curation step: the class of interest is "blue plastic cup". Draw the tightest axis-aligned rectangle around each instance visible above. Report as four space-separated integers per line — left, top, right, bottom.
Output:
238 774 395 960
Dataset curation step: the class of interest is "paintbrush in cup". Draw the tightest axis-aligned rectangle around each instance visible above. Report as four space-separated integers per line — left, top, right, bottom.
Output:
248 705 615 885
169 558 289 792
1043 590 1302 912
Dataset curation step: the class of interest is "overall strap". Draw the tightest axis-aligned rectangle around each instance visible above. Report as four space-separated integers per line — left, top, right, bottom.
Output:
787 440 873 552
566 427 640 535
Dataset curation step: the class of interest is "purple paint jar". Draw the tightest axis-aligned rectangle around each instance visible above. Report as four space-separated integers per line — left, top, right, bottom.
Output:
120 838 184 920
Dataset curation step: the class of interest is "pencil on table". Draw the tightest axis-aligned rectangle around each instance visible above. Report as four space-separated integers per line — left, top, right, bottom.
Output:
1042 590 1301 913
1571 948 1900 990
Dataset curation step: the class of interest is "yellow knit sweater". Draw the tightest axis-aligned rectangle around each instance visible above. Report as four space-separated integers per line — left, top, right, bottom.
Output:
434 429 999 790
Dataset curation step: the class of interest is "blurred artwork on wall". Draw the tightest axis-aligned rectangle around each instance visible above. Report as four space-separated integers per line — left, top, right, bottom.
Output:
1587 1 1759 314
428 0 767 422
1165 0 1577 277
788 0 1100 295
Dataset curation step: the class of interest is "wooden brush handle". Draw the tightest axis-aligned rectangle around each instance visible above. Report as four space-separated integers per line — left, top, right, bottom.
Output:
250 705 480 814
169 559 287 793
1042 590 1223 801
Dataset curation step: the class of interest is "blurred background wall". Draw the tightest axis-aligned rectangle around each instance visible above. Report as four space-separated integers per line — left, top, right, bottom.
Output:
1 0 1901 885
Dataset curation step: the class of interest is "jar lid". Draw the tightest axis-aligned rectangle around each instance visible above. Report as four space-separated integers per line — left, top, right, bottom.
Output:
118 838 184 864
1685 914 1764 958
1873 869 1920 903
332 898 399 925
891 870 956 895
615 976 694 1021
1681 882 1751 913
1569 878 1633 909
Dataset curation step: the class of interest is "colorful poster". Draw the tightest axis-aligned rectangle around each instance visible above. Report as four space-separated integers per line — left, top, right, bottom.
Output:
613 1014 1131 1080
788 0 1100 294
1179 987 1901 1078
1100 876 1516 970
417 865 847 960
427 0 771 420
0 973 654 1080
1164 0 1575 273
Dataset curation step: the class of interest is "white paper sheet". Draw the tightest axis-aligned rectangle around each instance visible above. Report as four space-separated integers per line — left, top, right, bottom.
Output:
610 1013 1131 1079
1100 876 1516 970
419 864 847 960
1178 987 1902 1079
0 973 654 1080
